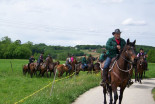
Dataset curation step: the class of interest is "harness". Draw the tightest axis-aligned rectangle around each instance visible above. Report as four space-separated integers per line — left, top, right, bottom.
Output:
109 55 133 84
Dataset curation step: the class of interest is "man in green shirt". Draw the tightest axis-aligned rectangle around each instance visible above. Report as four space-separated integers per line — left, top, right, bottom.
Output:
82 54 88 70
100 29 126 86
99 50 107 62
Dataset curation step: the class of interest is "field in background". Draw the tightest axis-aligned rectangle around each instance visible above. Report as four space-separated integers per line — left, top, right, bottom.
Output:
0 59 155 104
0 59 100 104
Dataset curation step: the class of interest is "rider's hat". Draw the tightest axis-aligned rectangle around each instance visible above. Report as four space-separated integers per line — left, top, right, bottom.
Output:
112 29 121 35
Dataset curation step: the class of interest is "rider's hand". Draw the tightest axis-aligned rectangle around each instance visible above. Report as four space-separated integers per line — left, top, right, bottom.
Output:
117 45 121 50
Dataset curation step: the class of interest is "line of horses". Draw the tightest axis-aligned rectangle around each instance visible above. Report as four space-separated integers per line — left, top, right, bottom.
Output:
22 56 101 78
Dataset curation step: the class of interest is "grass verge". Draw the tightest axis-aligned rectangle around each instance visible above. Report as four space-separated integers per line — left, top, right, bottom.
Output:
152 88 155 101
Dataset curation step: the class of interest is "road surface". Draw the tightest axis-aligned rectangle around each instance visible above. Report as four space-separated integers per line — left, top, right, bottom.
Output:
73 78 155 104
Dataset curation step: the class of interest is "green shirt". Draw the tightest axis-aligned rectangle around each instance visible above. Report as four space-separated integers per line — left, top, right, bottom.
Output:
82 57 87 64
106 37 126 58
99 53 106 61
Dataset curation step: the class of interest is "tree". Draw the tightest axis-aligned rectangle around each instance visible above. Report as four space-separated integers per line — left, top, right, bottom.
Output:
147 49 155 63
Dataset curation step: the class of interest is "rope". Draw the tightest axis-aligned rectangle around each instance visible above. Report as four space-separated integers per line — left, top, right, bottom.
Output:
14 72 75 104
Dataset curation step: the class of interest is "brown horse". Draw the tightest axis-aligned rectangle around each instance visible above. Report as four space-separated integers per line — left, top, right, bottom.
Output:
69 59 78 75
56 64 69 77
135 55 145 83
23 64 28 75
75 62 83 75
93 62 101 74
48 61 60 77
36 56 53 77
101 39 137 104
29 62 37 78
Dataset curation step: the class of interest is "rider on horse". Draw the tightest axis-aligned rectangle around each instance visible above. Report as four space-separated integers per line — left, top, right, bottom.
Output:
28 55 35 70
87 54 93 64
37 52 44 70
100 29 126 86
71 54 74 63
137 48 148 70
99 50 107 62
82 54 88 70
66 55 72 72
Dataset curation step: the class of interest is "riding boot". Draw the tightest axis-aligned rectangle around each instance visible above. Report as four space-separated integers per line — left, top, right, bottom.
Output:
100 68 108 86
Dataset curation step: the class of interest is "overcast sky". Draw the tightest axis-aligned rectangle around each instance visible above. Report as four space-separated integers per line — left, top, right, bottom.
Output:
0 0 155 46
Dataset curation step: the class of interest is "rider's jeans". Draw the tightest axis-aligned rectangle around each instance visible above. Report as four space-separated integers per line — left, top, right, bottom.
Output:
103 57 111 70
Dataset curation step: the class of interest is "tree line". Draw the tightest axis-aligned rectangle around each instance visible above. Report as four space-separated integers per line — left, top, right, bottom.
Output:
0 36 155 62
0 36 84 60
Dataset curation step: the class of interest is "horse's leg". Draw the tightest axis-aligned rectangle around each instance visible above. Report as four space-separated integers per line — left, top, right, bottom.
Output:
119 87 125 104
46 70 49 78
103 86 107 104
109 85 113 104
30 71 33 78
140 73 142 84
113 88 118 104
135 69 137 82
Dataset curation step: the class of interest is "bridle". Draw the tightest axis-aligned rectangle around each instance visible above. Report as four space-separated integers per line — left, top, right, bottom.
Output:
109 49 134 73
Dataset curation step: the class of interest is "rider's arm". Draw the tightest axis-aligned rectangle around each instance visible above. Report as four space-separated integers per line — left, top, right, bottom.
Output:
106 38 117 51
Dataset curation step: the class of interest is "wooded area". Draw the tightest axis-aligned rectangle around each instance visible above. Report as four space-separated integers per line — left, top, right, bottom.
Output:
0 36 155 62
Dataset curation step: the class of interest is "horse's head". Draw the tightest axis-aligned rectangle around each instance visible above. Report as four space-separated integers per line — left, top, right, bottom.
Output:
122 39 137 63
139 55 145 65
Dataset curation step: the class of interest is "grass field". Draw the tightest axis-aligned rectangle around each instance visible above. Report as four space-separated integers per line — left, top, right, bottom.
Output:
0 59 100 104
152 88 155 101
0 59 155 104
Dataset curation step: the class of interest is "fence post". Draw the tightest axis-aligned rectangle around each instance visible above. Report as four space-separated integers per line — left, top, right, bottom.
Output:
10 61 13 72
50 68 57 96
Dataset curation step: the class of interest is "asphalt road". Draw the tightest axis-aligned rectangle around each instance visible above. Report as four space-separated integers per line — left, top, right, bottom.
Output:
72 78 155 104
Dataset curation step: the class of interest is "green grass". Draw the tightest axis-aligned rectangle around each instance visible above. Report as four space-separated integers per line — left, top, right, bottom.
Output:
143 63 155 78
0 59 100 104
152 88 155 101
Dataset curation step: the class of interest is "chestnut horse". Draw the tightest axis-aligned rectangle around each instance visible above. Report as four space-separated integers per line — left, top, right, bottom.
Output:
56 64 69 77
135 55 145 83
101 39 137 104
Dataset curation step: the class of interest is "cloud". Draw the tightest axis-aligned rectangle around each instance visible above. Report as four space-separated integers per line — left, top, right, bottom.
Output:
122 18 146 26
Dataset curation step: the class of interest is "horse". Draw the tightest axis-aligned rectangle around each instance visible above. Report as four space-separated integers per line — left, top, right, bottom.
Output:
87 56 95 74
48 61 60 77
29 62 37 78
93 62 101 74
36 56 53 77
135 55 145 83
69 59 78 75
22 64 28 75
101 39 137 104
56 64 69 77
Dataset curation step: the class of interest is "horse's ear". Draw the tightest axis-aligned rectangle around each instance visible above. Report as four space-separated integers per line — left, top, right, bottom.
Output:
133 40 136 45
127 38 130 45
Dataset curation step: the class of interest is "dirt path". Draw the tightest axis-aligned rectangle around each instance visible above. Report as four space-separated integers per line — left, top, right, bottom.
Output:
72 78 155 104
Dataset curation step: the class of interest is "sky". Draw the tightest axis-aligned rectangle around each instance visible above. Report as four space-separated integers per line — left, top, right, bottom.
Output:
0 0 155 46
